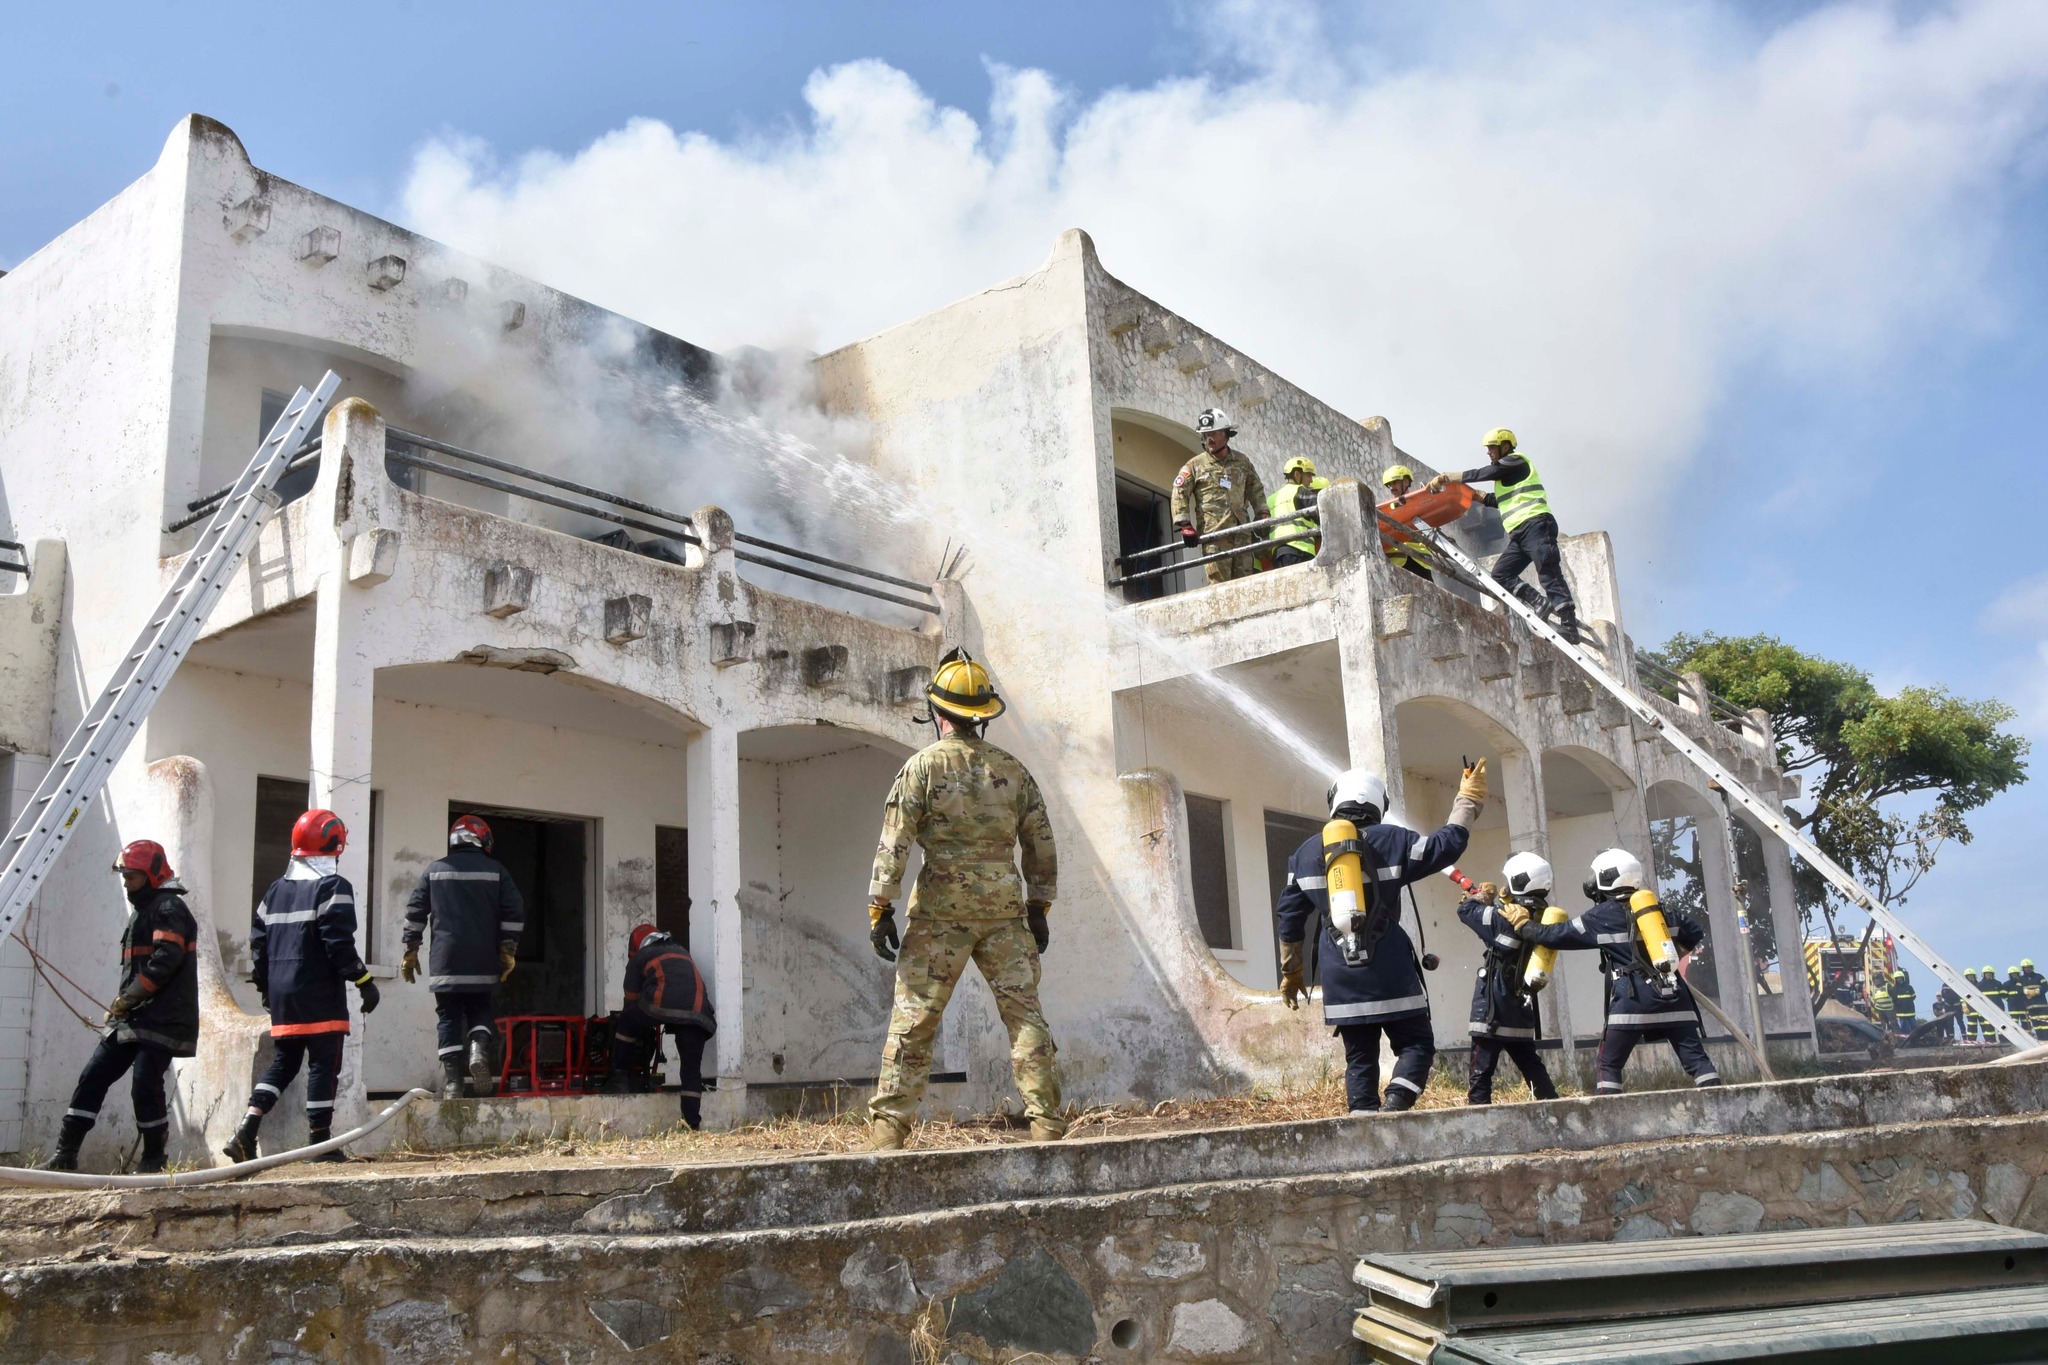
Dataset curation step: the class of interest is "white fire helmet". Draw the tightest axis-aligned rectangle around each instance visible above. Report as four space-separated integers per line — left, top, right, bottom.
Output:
1326 768 1388 819
1195 407 1235 438
1502 852 1553 897
1590 848 1645 894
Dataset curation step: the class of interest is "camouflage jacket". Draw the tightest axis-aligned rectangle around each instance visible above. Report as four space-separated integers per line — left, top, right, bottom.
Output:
869 734 1057 920
1170 448 1268 535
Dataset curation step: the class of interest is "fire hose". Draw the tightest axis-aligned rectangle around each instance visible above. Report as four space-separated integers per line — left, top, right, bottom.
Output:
0 1088 432 1190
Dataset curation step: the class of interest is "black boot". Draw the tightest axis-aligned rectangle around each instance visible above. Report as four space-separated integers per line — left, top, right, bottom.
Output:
222 1113 262 1164
136 1126 169 1175
440 1057 468 1100
306 1126 344 1163
467 1032 498 1097
679 1094 702 1131
40 1115 90 1171
1382 1088 1419 1113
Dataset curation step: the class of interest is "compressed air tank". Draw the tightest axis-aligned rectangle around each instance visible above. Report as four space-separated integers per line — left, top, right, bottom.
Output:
1522 905 1570 989
1631 888 1680 976
1322 819 1364 933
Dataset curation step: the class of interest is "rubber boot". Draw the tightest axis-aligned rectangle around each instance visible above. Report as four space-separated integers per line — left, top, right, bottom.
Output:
40 1115 89 1171
467 1032 498 1098
866 1117 908 1152
222 1113 262 1164
306 1126 344 1164
439 1057 468 1100
1381 1088 1418 1113
136 1126 169 1175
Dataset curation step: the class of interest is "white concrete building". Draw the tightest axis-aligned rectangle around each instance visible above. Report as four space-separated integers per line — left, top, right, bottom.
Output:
0 117 1813 1164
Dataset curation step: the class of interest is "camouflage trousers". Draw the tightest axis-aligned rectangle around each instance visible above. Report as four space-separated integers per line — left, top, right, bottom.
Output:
869 916 1063 1134
1201 530 1262 585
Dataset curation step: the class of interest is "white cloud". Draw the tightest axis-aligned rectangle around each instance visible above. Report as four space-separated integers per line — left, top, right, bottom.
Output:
398 0 2048 536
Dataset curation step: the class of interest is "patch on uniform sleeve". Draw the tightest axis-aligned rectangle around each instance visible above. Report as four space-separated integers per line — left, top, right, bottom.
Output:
1173 468 1190 487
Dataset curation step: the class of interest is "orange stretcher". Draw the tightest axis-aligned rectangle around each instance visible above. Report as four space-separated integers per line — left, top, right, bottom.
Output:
1377 483 1479 556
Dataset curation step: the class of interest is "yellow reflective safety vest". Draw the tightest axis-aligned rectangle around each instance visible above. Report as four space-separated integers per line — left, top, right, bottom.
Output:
1494 456 1553 533
1266 477 1330 556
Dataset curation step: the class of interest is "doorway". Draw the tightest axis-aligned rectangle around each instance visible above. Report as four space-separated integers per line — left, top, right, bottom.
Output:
448 802 591 1017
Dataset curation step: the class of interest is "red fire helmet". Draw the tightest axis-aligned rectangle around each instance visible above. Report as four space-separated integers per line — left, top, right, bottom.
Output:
114 840 174 888
629 924 663 956
450 814 494 852
290 809 348 857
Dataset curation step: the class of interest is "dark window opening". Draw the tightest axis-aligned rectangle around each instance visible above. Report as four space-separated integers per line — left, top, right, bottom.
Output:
1265 808 1325 978
1116 474 1176 602
259 389 321 508
1185 793 1235 950
451 802 589 1017
655 825 691 947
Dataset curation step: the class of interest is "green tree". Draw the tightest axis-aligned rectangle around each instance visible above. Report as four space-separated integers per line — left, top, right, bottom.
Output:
1649 634 2029 941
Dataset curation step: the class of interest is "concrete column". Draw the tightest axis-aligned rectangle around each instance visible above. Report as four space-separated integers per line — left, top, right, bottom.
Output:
1693 795 1743 1040
686 724 746 1123
1754 808 1814 1040
309 400 384 1129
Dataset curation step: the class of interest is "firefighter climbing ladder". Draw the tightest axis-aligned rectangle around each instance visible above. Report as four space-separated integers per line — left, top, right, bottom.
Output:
1410 517 2038 1051
0 373 341 949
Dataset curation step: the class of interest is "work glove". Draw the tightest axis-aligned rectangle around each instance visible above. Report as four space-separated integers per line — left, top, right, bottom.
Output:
499 945 518 982
1458 757 1489 805
106 991 143 1023
1178 524 1200 545
1026 901 1051 954
1475 881 1500 905
1424 472 1460 494
1499 901 1531 931
400 946 420 985
870 902 900 963
355 975 381 1015
1279 940 1306 1010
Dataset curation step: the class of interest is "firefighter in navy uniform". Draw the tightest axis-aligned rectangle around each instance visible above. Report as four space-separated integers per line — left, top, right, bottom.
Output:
1515 849 1720 1094
1961 969 1986 1043
1457 853 1561 1105
2021 960 2047 1037
402 815 525 1098
1932 982 1964 1041
225 810 380 1163
1889 969 1918 1037
604 924 717 1128
40 840 199 1173
1275 761 1487 1113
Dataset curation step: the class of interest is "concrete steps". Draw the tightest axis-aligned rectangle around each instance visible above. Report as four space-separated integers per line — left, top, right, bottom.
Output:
0 1063 2044 1363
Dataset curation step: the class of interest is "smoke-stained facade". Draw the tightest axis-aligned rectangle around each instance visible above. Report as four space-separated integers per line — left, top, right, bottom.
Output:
0 116 1814 1163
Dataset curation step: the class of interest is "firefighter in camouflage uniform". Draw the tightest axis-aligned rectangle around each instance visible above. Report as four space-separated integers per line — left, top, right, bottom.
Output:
1170 407 1269 584
865 647 1063 1151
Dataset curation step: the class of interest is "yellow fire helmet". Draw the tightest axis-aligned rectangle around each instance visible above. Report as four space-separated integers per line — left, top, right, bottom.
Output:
1483 427 1518 452
1284 456 1317 477
1381 464 1414 486
926 647 1007 722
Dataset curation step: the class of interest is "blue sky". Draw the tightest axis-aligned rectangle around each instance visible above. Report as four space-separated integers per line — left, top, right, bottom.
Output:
9 1 2048 977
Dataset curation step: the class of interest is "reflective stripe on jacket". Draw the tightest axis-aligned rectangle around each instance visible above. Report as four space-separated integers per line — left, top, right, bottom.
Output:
252 867 368 1038
1266 477 1330 555
1494 456 1553 533
115 884 200 1056
404 845 525 991
623 936 717 1035
1274 819 1470 1027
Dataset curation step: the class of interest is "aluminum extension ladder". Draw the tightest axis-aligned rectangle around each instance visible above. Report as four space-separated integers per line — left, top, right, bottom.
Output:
0 373 340 948
1410 517 2037 1050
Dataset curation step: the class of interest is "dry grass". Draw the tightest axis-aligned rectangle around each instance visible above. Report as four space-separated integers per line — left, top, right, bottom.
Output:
325 1059 1580 1179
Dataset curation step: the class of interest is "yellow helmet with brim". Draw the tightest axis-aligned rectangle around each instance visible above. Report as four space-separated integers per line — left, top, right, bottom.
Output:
927 647 1007 722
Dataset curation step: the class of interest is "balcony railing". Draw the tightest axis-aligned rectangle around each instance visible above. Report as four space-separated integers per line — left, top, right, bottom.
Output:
0 539 26 577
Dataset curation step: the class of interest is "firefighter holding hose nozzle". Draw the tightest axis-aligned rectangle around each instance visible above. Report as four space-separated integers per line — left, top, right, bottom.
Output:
1514 848 1720 1094
1274 760 1487 1113
1457 853 1561 1105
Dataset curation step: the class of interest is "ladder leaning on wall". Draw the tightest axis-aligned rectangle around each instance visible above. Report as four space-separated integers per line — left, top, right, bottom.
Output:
0 372 341 949
1405 515 2037 1052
